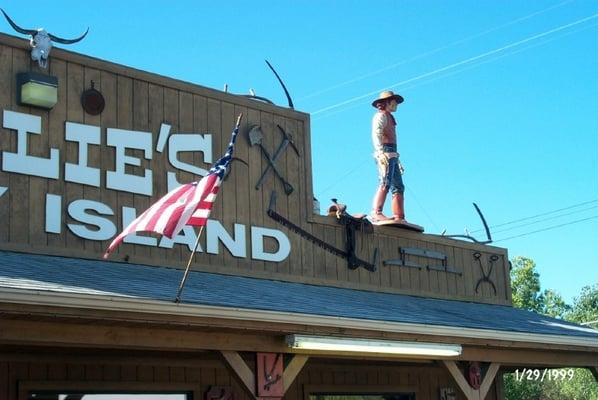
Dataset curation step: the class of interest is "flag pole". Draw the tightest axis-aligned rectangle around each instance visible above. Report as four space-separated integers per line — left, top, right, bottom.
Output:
174 113 243 303
174 225 204 303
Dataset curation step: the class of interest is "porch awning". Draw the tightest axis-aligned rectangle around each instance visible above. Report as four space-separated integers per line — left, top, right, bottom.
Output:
1 250 597 349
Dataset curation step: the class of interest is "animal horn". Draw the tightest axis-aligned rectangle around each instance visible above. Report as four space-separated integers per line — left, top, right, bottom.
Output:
48 27 89 44
1 8 38 36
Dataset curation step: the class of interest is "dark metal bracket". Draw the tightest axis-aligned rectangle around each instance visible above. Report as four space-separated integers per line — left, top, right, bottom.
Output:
267 192 377 272
442 203 493 244
474 252 498 294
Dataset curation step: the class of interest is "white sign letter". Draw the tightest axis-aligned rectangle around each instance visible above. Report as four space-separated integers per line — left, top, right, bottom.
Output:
65 122 101 187
67 199 116 241
206 220 246 258
159 226 202 252
251 226 291 262
2 110 59 179
167 133 212 191
106 128 153 196
45 194 62 234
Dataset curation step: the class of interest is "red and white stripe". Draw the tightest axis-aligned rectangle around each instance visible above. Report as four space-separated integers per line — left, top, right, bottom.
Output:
103 173 222 259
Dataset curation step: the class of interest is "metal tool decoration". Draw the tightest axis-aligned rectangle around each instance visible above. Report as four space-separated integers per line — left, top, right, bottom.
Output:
441 203 493 244
474 252 498 294
329 198 377 271
265 59 294 109
383 247 461 274
249 124 300 195
267 191 376 272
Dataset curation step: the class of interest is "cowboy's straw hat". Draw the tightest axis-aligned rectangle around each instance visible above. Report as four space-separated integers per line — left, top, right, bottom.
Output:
372 90 404 107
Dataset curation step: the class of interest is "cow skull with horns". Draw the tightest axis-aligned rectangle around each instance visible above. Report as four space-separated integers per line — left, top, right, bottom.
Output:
1 9 88 68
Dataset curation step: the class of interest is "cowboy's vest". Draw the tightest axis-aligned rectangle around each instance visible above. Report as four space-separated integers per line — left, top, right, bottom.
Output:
379 110 397 145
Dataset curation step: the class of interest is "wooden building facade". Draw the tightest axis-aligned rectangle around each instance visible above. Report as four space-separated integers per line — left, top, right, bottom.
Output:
0 33 596 400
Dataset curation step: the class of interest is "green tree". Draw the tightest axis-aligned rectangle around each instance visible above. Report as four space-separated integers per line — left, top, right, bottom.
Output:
510 256 543 312
504 258 598 400
542 288 570 318
566 284 598 326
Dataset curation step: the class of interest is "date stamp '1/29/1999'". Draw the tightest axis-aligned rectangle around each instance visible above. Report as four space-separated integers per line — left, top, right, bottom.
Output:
515 368 575 382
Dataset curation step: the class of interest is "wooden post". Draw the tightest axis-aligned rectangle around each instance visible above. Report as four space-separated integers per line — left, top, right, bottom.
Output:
442 361 501 400
283 355 309 393
220 351 256 398
220 351 309 399
479 363 501 400
443 360 477 400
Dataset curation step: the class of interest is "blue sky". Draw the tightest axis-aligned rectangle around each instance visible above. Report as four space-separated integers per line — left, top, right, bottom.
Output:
2 0 596 304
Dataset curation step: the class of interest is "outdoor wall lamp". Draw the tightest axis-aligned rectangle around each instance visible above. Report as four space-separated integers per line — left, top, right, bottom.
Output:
17 72 58 109
285 334 462 357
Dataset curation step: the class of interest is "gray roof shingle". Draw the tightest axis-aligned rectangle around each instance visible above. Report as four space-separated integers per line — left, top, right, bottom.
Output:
1 250 597 340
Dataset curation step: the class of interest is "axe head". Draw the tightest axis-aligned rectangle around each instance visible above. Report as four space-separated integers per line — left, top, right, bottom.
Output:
248 125 264 146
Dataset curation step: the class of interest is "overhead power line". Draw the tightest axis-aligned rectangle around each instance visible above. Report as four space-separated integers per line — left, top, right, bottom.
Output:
312 18 598 122
491 204 598 235
472 198 598 234
310 12 598 116
300 0 573 102
493 214 598 243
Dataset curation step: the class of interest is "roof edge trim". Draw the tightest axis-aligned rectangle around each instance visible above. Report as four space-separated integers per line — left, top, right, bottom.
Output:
1 288 597 349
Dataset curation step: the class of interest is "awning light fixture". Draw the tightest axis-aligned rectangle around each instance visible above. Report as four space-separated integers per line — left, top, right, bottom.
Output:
285 334 462 357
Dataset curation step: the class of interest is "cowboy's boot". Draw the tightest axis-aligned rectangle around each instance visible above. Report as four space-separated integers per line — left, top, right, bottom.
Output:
371 186 392 221
392 193 406 221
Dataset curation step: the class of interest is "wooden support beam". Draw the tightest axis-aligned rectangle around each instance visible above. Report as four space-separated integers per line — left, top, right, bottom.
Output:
443 360 477 400
443 361 502 400
590 366 598 382
283 354 309 393
220 351 255 398
479 363 501 400
220 352 309 398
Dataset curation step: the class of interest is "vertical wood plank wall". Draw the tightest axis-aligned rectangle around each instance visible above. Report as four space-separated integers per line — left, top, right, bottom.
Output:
0 357 500 400
0 35 510 306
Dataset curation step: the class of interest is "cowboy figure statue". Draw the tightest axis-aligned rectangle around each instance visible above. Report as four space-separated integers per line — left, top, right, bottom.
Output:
370 90 410 224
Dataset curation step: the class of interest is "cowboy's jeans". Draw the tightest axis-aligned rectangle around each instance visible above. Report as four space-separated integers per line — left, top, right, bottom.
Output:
377 144 404 195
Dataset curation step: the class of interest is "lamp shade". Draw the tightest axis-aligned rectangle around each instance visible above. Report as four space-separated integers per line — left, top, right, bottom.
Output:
286 335 462 357
17 72 58 109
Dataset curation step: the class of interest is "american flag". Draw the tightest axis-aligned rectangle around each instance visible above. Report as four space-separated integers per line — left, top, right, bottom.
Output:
103 116 242 259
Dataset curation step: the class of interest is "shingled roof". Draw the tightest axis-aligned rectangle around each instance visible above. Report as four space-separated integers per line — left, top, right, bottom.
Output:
1 250 597 346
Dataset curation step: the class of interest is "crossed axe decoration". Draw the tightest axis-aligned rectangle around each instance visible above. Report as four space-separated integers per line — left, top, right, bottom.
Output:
249 124 300 195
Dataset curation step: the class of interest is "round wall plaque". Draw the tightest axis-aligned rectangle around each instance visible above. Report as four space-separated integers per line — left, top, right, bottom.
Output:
81 81 105 115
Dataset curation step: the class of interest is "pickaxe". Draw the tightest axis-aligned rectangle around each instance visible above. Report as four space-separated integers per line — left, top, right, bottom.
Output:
249 125 295 195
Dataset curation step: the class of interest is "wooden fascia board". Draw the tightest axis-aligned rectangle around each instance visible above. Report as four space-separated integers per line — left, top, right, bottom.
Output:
459 347 598 367
0 319 287 353
1 319 596 370
3 290 598 352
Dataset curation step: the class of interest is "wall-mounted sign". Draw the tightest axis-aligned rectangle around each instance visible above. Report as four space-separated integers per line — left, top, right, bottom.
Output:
1 109 291 262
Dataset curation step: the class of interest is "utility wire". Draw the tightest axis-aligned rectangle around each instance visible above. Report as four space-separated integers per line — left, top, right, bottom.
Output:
472 197 598 233
310 12 598 116
299 0 574 102
313 18 598 122
489 204 598 235
493 214 598 243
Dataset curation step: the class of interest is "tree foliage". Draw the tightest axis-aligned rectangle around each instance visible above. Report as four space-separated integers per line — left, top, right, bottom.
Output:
504 257 598 400
566 284 598 326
